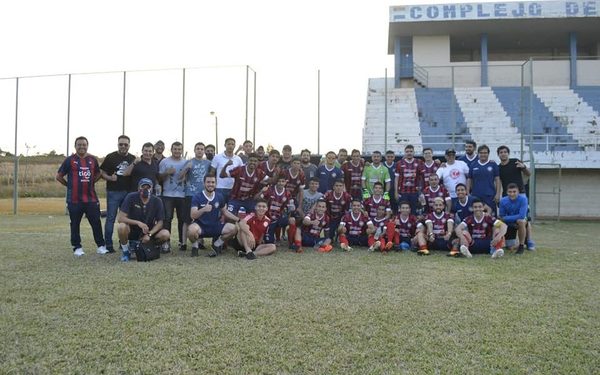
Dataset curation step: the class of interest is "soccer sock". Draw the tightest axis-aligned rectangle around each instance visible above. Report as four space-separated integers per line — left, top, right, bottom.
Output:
386 221 396 242
192 240 199 248
287 224 297 244
214 238 224 247
419 244 428 250
339 235 348 246
367 234 375 247
121 243 129 253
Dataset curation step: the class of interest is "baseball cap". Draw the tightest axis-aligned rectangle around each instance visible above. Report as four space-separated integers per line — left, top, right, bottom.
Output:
445 148 456 155
138 178 154 189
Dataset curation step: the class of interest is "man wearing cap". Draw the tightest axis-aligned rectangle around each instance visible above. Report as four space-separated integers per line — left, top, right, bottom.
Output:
436 148 470 200
117 178 170 261
100 135 136 253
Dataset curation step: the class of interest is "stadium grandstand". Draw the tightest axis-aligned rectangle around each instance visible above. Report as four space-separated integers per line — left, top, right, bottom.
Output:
364 0 600 219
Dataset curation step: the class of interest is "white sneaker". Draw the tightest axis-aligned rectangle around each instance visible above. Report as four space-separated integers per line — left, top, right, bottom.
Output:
368 241 381 252
96 246 109 254
460 245 472 258
74 248 85 257
340 243 353 252
491 248 504 259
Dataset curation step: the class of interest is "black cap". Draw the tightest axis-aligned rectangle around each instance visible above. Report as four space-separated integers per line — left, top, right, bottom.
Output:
445 148 456 155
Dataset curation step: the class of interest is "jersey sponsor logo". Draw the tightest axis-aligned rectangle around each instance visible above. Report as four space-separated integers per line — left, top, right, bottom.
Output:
451 169 461 178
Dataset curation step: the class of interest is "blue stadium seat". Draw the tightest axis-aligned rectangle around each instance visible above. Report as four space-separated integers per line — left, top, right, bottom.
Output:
573 86 600 114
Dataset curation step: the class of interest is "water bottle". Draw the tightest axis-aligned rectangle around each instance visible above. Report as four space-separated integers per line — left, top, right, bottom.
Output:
238 207 247 220
374 227 382 240
287 199 296 213
154 183 162 196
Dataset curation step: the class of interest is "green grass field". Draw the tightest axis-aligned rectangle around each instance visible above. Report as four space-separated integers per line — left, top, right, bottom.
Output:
1 216 599 374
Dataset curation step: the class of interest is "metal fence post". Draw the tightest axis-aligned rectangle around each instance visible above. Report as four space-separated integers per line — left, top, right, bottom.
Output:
13 78 19 215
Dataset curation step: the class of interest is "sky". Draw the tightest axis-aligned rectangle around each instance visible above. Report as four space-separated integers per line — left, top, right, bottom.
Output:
0 0 494 157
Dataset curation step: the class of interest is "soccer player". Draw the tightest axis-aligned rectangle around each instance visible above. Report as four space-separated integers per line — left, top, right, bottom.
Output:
393 201 427 252
124 142 160 193
367 205 395 253
456 199 507 259
56 136 107 256
342 149 365 200
459 140 478 170
258 149 281 185
116 178 171 261
498 183 529 254
467 145 501 215
451 183 477 224
256 145 266 161
100 135 135 253
283 157 306 209
262 174 297 248
159 141 188 252
211 137 243 203
419 174 451 214
278 145 294 170
293 199 333 253
436 148 470 199
384 150 398 212
394 145 423 214
232 199 276 260
300 149 318 179
363 181 391 220
317 151 343 194
188 174 239 257
153 140 166 164
424 197 457 256
236 140 254 164
362 150 391 196
324 179 352 241
420 147 439 188
338 199 375 251
181 142 212 249
300 177 323 217
221 153 267 215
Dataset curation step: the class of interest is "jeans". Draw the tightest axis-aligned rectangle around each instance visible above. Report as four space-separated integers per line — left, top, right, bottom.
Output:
67 202 105 249
105 190 128 248
162 196 186 243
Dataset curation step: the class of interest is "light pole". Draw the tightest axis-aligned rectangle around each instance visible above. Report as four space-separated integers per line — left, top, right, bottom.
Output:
210 111 218 153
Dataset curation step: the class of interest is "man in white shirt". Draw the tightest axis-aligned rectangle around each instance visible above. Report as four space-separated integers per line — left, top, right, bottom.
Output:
436 148 470 199
210 138 243 203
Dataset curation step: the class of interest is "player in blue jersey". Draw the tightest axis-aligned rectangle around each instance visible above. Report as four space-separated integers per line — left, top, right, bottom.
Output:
459 140 478 170
187 174 239 257
467 145 501 215
316 151 344 193
498 183 529 255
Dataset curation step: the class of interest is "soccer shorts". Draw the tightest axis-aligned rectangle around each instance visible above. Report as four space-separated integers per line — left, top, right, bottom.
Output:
346 234 369 247
264 216 291 244
198 222 226 239
301 233 328 247
429 237 451 251
227 199 255 215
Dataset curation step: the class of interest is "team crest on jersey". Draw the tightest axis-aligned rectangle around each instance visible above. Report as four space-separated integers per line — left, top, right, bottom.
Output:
253 177 258 182
407 223 412 228
451 170 460 178
487 166 493 172
214 202 219 208
441 218 447 223
332 173 336 178
263 221 268 227
359 221 364 226
483 223 488 228
468 207 473 212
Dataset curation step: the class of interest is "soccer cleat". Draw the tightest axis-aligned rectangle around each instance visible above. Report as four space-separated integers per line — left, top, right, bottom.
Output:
179 243 187 251
447 250 460 257
460 245 473 258
161 242 171 254
191 247 199 257
417 249 430 256
120 250 130 262
527 240 536 251
206 249 218 258
106 246 116 254
212 243 224 255
96 246 109 255
198 242 206 250
385 241 394 250
73 248 85 257
491 248 504 259
368 241 381 252
318 244 333 253
340 243 353 252
237 250 246 257
516 244 525 255
245 251 257 260
289 243 299 251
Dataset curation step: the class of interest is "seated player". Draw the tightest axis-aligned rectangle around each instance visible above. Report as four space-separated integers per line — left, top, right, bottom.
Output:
450 183 491 224
299 177 323 217
392 201 427 252
188 175 239 257
338 199 376 251
117 178 171 261
424 197 458 256
262 174 297 248
367 205 396 253
419 174 451 214
324 179 351 241
498 183 529 254
292 199 332 253
220 153 267 215
230 199 275 260
455 198 507 259
363 181 391 220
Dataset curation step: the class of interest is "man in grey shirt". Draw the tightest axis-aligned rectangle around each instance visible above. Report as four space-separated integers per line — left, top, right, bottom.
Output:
300 177 324 217
159 141 188 252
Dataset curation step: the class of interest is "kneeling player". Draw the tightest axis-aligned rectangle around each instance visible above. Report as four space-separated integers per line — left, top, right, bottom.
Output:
424 197 458 256
455 199 507 259
230 199 275 260
292 199 332 253
393 201 427 252
338 199 376 251
187 175 239 257
368 205 396 253
262 174 297 248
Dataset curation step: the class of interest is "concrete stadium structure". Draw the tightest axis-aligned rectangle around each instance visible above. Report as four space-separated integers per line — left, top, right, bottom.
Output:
364 0 600 218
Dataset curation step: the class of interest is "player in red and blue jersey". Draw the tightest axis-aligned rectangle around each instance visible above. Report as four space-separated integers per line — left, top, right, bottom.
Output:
419 174 451 214
56 136 107 256
394 144 424 215
367 205 396 253
342 149 365 200
456 198 507 259
258 149 281 185
363 181 391 220
338 199 375 250
293 199 332 253
221 153 268 215
324 179 352 241
262 174 298 248
419 147 439 188
393 201 427 252
424 197 458 256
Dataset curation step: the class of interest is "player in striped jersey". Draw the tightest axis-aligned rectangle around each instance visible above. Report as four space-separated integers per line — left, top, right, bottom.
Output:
367 205 396 253
394 144 424 214
424 197 458 256
419 174 451 214
324 179 352 241
363 181 391 220
342 149 365 200
455 198 507 259
292 199 332 253
338 199 375 250
392 201 426 252
419 147 439 188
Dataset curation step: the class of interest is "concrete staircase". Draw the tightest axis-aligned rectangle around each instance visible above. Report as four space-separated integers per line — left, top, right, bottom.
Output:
534 86 599 149
454 87 528 154
363 78 422 154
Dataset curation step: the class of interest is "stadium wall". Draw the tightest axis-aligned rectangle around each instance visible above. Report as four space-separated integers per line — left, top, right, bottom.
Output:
535 169 600 219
